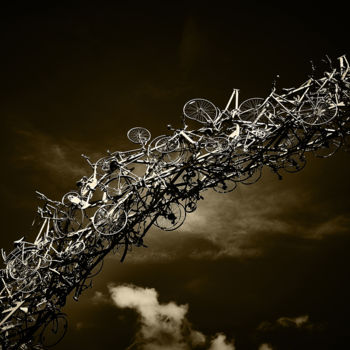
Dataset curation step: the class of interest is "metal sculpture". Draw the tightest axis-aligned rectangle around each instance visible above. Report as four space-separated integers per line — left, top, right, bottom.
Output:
1 55 349 349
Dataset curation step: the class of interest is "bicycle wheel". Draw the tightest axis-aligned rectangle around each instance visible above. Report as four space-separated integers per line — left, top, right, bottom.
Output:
155 202 186 231
149 135 185 165
93 204 128 236
205 137 230 153
6 247 40 280
154 136 181 153
182 169 202 189
298 94 338 125
127 127 151 145
104 175 137 200
228 149 256 183
61 191 81 207
213 178 237 193
40 313 68 347
283 153 306 173
16 271 41 294
312 132 343 158
66 240 86 255
54 207 83 236
184 197 198 213
274 127 300 152
95 156 115 174
0 322 23 345
240 165 262 185
127 186 154 217
236 127 258 151
239 98 276 126
183 98 217 124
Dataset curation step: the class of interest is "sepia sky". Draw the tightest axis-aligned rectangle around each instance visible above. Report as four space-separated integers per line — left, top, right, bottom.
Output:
1 1 350 349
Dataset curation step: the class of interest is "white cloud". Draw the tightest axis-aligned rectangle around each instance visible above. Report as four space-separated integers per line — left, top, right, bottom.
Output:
208 334 235 350
110 284 188 343
108 284 235 350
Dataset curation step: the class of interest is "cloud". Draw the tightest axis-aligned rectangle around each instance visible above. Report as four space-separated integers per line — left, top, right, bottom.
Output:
258 344 273 350
208 334 235 350
277 315 309 328
121 185 314 263
91 291 110 305
121 165 350 264
14 127 88 180
108 284 235 350
258 314 311 331
311 216 350 239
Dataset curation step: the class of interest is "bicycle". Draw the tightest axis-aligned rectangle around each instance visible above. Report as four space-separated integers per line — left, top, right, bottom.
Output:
150 124 230 162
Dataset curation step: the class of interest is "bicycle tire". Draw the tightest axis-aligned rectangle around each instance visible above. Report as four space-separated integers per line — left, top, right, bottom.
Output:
283 153 306 173
205 137 230 153
312 132 343 158
15 271 41 294
183 98 217 124
127 127 151 145
67 241 86 255
240 166 263 185
155 202 186 231
40 313 68 348
6 246 48 281
239 98 276 126
61 191 81 207
104 175 137 200
95 156 115 174
184 198 198 213
298 94 338 125
213 178 237 193
54 207 83 236
93 204 128 236
148 135 185 165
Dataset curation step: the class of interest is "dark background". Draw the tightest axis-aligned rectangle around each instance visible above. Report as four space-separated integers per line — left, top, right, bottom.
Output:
1 1 349 349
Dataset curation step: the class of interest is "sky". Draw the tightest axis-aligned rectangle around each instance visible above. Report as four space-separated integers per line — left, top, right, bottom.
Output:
1 1 350 349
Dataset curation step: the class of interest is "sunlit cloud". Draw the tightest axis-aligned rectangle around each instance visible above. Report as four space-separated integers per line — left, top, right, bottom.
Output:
208 334 235 350
107 284 236 350
258 344 274 350
122 178 346 264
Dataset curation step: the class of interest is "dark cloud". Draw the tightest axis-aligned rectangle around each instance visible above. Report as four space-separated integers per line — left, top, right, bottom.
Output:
258 315 314 331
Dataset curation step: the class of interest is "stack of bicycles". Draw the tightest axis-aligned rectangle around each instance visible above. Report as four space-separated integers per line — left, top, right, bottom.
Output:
1 55 349 349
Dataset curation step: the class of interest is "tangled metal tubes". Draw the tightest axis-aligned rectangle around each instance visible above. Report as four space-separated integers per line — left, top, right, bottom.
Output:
1 55 350 349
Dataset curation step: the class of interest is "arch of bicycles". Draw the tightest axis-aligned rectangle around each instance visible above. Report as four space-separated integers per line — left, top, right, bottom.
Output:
1 55 350 349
